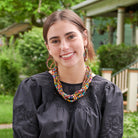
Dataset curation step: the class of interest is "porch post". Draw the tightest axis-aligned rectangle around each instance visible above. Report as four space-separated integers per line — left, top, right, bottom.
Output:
116 7 125 45
136 26 138 45
85 17 92 38
101 68 113 81
132 24 136 45
127 68 138 112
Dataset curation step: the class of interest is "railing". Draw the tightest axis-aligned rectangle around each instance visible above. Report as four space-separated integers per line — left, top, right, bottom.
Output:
112 69 128 93
111 60 138 93
101 60 138 112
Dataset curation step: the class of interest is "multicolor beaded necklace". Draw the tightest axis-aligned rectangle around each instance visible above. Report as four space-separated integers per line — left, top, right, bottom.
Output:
51 66 93 102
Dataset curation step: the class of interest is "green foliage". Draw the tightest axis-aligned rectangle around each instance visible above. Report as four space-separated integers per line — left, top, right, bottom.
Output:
0 0 58 22
0 95 13 124
97 44 138 74
0 16 14 29
94 17 117 35
17 27 48 76
88 56 100 75
123 112 138 137
0 0 84 28
0 129 13 138
125 11 138 25
0 47 21 95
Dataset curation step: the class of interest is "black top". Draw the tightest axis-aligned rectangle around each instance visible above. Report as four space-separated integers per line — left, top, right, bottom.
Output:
13 71 123 138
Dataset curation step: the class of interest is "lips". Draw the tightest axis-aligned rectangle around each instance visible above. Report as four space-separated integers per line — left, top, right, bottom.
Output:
60 52 74 60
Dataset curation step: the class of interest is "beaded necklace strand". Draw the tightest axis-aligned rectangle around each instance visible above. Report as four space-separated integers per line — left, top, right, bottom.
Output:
51 66 93 102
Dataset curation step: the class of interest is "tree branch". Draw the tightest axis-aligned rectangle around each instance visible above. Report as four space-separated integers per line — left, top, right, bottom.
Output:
31 14 46 27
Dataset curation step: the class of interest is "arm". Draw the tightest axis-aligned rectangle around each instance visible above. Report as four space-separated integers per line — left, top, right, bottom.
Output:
13 78 40 138
99 83 123 138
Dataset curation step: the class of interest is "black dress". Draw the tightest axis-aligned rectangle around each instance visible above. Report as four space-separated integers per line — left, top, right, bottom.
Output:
13 71 123 138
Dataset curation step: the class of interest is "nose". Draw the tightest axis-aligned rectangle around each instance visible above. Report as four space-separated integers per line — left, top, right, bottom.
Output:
60 39 69 50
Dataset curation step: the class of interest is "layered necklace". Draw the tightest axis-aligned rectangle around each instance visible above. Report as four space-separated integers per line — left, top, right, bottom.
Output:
51 66 93 102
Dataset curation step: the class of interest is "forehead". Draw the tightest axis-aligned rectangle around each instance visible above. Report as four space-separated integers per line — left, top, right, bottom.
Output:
47 20 81 37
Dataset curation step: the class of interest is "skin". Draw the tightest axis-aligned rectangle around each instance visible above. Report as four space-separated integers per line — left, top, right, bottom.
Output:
46 20 88 84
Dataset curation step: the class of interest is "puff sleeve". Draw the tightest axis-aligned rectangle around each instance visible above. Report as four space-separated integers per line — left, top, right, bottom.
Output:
13 78 41 138
99 83 123 138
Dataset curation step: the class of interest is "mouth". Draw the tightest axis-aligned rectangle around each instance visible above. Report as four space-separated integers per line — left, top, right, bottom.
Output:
60 52 75 59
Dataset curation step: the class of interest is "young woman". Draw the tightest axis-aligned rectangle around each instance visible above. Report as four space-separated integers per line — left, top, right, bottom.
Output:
13 9 123 138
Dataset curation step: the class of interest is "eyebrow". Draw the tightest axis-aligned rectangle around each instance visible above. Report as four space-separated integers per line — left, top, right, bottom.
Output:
49 36 59 41
65 31 74 36
49 31 75 41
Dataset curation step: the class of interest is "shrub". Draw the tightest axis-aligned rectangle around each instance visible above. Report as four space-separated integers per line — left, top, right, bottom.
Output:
0 47 21 95
97 44 138 74
88 56 100 75
17 27 48 76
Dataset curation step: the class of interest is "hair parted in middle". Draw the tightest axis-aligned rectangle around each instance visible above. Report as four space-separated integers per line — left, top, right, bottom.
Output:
43 9 95 61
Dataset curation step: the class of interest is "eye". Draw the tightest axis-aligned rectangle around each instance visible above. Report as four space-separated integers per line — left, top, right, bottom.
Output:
51 39 60 44
68 34 75 40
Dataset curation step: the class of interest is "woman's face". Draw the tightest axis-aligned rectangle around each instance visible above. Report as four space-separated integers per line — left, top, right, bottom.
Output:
46 20 88 69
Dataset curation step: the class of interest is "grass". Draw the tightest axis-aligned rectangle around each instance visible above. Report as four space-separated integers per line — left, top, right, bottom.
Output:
0 129 13 138
0 95 138 137
0 95 13 124
123 112 138 138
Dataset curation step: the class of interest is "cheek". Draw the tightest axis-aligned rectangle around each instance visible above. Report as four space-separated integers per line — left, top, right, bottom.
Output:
73 39 85 52
49 47 60 57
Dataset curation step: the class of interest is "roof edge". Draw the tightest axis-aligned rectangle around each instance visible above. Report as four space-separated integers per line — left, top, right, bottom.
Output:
72 0 99 10
0 23 31 34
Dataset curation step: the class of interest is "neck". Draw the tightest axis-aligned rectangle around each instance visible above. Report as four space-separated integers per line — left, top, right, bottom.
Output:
57 63 86 84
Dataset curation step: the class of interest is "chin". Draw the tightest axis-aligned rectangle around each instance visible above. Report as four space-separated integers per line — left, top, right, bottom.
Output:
61 61 83 69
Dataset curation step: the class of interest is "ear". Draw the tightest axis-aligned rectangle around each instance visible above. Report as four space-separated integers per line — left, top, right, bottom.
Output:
83 30 88 47
44 42 52 55
44 41 49 49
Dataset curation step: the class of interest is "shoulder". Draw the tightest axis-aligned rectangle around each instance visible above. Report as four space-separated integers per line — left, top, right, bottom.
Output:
15 71 54 108
91 75 121 92
90 75 122 103
90 75 123 117
21 71 53 88
91 75 111 84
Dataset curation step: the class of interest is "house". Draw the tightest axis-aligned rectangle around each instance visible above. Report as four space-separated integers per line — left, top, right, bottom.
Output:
72 0 138 46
